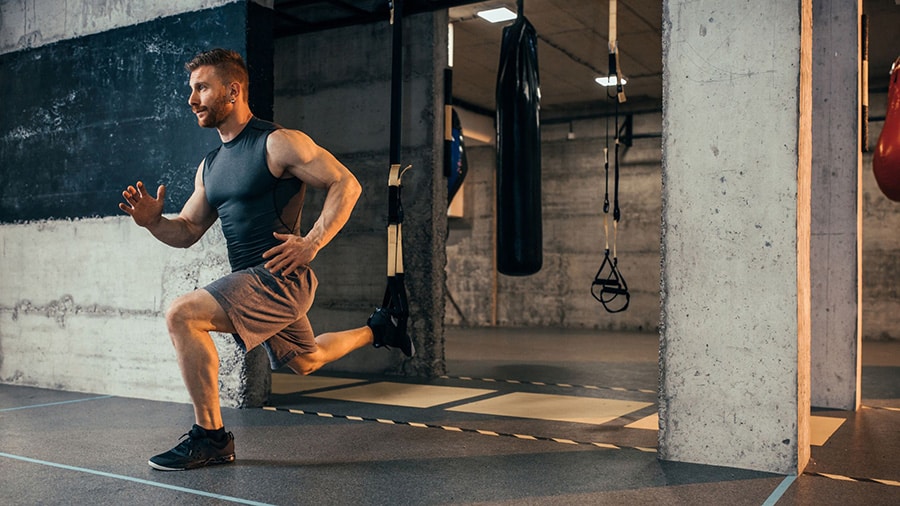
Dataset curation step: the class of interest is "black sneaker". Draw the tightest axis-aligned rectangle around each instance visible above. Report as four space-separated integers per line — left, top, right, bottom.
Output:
367 307 415 357
148 425 235 471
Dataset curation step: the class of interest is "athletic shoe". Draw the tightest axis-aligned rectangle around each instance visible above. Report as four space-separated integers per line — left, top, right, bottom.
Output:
148 425 235 471
367 307 416 357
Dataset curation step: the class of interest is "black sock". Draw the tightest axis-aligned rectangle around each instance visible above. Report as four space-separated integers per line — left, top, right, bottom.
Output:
206 427 228 442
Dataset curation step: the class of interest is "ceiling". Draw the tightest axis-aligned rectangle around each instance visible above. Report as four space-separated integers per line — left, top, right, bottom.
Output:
272 0 900 120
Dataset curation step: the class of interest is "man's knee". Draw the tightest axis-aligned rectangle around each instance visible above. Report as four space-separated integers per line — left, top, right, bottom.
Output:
165 293 206 336
287 354 322 376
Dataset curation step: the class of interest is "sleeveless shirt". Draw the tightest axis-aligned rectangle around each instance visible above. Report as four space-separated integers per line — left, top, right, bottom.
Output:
203 117 305 271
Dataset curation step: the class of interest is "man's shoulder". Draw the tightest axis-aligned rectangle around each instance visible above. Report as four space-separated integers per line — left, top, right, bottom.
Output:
203 145 222 168
249 116 283 133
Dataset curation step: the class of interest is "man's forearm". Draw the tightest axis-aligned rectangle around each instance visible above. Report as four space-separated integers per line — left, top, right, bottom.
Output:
145 215 204 249
306 176 362 251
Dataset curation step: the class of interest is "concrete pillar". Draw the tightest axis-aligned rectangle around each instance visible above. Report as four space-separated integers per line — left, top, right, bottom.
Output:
659 0 812 475
274 10 448 377
810 0 862 411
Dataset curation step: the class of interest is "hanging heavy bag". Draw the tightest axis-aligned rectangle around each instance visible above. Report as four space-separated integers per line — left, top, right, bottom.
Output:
448 109 468 204
874 57 900 201
496 10 542 276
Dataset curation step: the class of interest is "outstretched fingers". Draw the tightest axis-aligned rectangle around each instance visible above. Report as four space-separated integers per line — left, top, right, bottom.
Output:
119 181 166 227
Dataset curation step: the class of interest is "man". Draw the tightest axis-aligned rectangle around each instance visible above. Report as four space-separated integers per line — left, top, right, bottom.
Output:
119 48 413 471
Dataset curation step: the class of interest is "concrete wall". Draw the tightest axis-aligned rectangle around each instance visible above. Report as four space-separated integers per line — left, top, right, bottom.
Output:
0 0 247 54
0 218 245 405
0 0 448 407
445 87 900 347
445 112 662 332
863 90 900 340
0 0 273 407
2 0 899 416
273 11 448 376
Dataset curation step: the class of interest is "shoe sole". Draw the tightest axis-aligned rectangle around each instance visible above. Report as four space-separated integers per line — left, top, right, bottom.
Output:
148 454 235 471
389 338 415 357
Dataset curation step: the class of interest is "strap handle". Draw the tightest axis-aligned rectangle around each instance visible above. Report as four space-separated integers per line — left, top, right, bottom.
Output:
384 1 411 322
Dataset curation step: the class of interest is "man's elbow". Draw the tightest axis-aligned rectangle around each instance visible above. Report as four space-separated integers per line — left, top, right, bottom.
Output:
346 174 362 204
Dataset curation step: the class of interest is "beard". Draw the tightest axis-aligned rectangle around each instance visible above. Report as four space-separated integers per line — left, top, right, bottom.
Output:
193 94 231 128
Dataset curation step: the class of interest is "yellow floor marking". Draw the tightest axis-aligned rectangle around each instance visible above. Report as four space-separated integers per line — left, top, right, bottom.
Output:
304 382 496 409
271 374 366 395
625 413 659 430
809 415 845 446
620 413 845 447
818 472 856 482
448 392 652 425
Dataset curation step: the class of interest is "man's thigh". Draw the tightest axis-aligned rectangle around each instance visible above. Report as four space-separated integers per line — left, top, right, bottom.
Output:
173 288 238 334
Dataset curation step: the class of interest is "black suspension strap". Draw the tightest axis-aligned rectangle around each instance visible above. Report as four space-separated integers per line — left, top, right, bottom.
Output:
591 0 629 313
383 0 412 330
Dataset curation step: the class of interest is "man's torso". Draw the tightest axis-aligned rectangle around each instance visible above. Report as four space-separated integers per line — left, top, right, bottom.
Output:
203 117 305 271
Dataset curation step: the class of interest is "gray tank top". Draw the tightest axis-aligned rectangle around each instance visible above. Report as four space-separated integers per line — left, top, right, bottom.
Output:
203 117 305 271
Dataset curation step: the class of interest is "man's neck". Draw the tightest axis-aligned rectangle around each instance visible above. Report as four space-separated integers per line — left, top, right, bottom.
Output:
216 107 254 143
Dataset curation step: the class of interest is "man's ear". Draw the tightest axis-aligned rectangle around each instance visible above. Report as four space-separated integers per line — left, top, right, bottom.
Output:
229 82 241 103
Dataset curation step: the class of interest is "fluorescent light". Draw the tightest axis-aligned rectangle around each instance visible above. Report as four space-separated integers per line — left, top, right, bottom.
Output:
595 76 627 87
477 7 517 23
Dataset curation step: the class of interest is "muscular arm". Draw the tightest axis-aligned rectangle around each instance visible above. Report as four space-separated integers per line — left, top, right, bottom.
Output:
119 162 218 248
261 129 362 273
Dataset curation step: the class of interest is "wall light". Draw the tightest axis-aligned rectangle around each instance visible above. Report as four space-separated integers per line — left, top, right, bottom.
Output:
477 7 517 23
595 76 627 87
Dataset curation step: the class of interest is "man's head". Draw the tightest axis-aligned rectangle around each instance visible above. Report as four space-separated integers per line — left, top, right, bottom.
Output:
185 49 249 128
185 48 249 98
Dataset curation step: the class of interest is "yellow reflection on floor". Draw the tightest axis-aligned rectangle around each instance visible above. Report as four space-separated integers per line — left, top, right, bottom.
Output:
810 415 845 446
448 392 653 425
271 374 366 395
305 382 496 409
623 413 845 447
625 413 659 430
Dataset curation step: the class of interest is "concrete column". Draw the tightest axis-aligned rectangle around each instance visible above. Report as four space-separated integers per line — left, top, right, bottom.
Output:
274 11 448 377
659 0 812 475
810 0 862 411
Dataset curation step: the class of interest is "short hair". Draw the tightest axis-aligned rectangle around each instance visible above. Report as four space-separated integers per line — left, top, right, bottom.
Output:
185 48 249 95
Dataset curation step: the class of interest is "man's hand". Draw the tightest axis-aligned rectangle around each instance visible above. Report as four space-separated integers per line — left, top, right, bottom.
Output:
120 181 165 229
262 232 319 275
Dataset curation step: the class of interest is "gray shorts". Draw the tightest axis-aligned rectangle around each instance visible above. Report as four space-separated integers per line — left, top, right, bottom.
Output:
204 263 318 370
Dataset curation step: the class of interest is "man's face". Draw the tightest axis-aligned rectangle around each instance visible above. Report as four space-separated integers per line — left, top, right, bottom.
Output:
188 66 231 128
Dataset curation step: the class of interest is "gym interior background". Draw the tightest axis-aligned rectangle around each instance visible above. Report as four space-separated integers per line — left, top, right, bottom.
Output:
1 0 899 486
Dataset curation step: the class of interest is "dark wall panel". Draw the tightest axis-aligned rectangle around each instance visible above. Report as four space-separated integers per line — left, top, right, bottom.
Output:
0 2 258 222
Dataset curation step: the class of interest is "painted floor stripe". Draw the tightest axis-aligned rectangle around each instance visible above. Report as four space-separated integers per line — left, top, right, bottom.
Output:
262 406 657 453
761 475 796 506
862 405 900 412
0 395 113 412
804 471 900 487
0 452 274 506
439 375 656 395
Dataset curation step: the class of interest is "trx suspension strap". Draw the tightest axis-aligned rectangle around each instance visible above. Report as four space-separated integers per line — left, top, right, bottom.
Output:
383 0 412 331
591 0 629 313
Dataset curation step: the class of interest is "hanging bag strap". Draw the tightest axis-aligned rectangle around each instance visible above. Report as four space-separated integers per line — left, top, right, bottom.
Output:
591 0 629 313
383 0 412 325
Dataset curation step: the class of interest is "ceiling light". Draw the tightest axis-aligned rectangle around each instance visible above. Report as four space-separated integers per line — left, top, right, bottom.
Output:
595 76 627 87
477 7 517 23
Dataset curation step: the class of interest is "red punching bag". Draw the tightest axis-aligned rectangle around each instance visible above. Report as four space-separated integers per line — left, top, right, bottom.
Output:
874 57 900 201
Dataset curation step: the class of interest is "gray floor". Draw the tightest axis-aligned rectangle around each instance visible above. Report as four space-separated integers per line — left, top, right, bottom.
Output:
1 328 898 505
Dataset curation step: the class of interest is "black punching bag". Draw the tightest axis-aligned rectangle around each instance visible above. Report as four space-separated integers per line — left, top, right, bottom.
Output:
496 7 542 276
448 109 468 204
